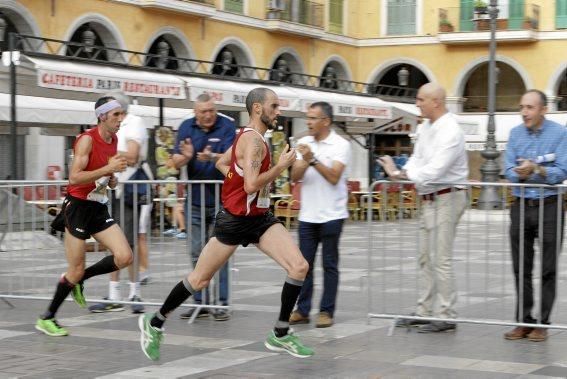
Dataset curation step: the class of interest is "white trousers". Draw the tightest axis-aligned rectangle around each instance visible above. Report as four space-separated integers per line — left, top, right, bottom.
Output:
416 190 467 319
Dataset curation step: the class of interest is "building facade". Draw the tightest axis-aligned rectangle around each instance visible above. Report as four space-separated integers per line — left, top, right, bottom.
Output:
1 0 566 182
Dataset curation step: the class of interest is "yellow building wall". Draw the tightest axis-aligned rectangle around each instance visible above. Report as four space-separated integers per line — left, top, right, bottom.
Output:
11 0 567 98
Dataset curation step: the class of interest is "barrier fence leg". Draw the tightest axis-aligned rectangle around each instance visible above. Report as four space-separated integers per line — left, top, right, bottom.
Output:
1 298 15 308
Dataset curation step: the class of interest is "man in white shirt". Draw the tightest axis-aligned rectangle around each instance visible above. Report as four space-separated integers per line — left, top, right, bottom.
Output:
379 83 468 333
89 92 152 314
288 101 351 328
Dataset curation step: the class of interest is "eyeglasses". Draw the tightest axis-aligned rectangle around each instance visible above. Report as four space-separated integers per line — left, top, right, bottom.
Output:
305 116 329 121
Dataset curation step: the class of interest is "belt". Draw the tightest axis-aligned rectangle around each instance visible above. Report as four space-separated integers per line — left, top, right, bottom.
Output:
514 196 558 207
420 187 464 201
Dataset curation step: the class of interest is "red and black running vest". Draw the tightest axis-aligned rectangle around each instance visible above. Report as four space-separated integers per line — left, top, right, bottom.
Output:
67 127 117 200
222 128 271 216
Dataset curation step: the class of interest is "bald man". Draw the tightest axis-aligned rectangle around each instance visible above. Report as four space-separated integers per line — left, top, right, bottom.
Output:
378 83 468 333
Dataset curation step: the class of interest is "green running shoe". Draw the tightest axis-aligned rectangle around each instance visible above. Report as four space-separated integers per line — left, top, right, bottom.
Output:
264 330 314 358
71 282 86 308
139 314 163 361
35 318 68 337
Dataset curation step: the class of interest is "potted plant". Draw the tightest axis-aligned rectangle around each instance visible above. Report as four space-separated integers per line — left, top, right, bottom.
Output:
522 17 535 29
474 0 488 14
439 18 454 32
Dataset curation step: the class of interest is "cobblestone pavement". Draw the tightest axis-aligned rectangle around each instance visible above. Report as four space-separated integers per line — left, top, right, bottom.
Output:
2 213 567 378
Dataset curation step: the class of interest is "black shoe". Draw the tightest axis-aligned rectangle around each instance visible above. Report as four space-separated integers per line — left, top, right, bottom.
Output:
179 307 210 319
417 321 457 333
212 309 231 321
395 313 431 328
130 295 145 314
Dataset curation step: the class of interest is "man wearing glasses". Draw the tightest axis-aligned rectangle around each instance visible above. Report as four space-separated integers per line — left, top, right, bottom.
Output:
289 102 351 328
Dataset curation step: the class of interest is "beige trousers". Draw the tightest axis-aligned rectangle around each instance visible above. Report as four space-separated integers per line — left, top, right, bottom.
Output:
416 190 467 319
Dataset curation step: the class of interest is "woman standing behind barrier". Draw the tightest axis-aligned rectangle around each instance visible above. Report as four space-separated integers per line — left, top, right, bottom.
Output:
35 97 132 337
378 83 468 333
503 89 567 342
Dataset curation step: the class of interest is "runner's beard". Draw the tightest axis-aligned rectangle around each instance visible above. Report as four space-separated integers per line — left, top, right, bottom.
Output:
260 113 277 130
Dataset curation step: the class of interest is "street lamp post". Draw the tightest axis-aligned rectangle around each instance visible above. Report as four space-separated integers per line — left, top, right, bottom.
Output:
477 0 502 210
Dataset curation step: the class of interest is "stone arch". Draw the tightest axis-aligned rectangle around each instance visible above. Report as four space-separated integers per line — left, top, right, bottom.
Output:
268 47 305 84
319 55 353 91
454 55 531 112
63 13 126 63
210 37 257 79
0 1 42 51
144 27 196 71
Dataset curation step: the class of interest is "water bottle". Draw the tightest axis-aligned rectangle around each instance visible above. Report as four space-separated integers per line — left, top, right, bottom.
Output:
534 153 555 164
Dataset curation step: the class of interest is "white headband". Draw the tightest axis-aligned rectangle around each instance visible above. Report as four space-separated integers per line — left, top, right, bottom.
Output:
95 100 122 118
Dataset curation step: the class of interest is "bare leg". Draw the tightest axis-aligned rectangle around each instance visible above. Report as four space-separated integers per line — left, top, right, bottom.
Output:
188 237 238 290
64 229 87 284
255 223 308 281
93 224 133 269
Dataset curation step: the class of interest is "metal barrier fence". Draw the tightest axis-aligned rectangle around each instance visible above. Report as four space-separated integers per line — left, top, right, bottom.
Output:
365 180 567 334
0 179 232 322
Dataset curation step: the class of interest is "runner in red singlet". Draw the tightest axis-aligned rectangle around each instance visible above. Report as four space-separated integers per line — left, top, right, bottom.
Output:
36 96 134 337
139 88 314 361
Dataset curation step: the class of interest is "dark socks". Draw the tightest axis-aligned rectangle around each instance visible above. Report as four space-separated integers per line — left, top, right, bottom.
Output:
82 255 119 282
274 277 303 337
151 278 195 329
41 275 75 320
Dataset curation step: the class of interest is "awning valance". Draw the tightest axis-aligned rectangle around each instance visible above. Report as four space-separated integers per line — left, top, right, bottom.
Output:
184 77 300 111
0 93 192 127
26 56 186 100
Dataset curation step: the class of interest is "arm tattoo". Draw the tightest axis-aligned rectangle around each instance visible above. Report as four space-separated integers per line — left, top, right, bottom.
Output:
252 137 263 159
250 137 263 171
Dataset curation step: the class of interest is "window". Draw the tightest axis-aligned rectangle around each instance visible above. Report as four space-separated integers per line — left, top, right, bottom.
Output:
387 0 416 35
329 0 344 34
224 0 243 14
557 0 567 28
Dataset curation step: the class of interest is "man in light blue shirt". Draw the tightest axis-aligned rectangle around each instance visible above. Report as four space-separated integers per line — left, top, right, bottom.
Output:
503 89 567 342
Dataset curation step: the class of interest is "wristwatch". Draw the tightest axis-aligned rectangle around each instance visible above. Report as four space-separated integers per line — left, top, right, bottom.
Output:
309 158 319 166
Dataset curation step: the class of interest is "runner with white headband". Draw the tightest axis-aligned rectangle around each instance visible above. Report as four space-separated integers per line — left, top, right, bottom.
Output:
36 96 133 337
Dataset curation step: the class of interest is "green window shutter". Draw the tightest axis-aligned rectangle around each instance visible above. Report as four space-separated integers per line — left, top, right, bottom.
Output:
557 0 567 28
508 0 525 29
387 0 416 35
225 0 243 14
460 0 474 32
329 0 343 33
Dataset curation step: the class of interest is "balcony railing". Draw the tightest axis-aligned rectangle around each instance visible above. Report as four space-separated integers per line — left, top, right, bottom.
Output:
438 3 540 33
180 0 215 4
7 34 417 103
266 0 323 28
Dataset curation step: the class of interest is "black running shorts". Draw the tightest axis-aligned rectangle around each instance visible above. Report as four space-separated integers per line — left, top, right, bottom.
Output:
51 195 116 240
212 209 282 247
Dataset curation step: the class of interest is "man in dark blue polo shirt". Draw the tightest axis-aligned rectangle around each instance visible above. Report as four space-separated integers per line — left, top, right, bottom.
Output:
172 93 236 321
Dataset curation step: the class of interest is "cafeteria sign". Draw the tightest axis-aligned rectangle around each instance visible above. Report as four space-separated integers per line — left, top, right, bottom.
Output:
39 71 185 99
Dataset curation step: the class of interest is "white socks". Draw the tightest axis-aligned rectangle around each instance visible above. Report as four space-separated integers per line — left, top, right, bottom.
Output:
128 281 140 300
109 281 121 301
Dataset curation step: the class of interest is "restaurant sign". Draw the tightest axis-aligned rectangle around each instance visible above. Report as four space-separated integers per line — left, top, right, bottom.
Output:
38 70 186 99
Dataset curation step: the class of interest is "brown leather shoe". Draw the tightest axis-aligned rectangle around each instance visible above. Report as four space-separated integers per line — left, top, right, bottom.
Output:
316 312 333 328
503 326 533 340
289 310 310 325
527 328 548 342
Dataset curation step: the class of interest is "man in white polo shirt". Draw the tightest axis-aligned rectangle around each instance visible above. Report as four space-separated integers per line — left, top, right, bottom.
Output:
378 83 468 333
288 101 351 328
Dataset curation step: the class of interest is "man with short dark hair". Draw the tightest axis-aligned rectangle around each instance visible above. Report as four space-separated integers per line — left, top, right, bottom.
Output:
503 89 567 342
138 87 314 361
172 93 236 321
36 96 132 337
289 101 351 328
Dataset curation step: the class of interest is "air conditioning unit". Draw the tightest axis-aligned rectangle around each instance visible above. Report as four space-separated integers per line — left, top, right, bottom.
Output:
268 0 286 11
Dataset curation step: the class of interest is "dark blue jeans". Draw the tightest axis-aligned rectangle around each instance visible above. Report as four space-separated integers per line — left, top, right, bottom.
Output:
186 204 229 305
296 218 344 317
